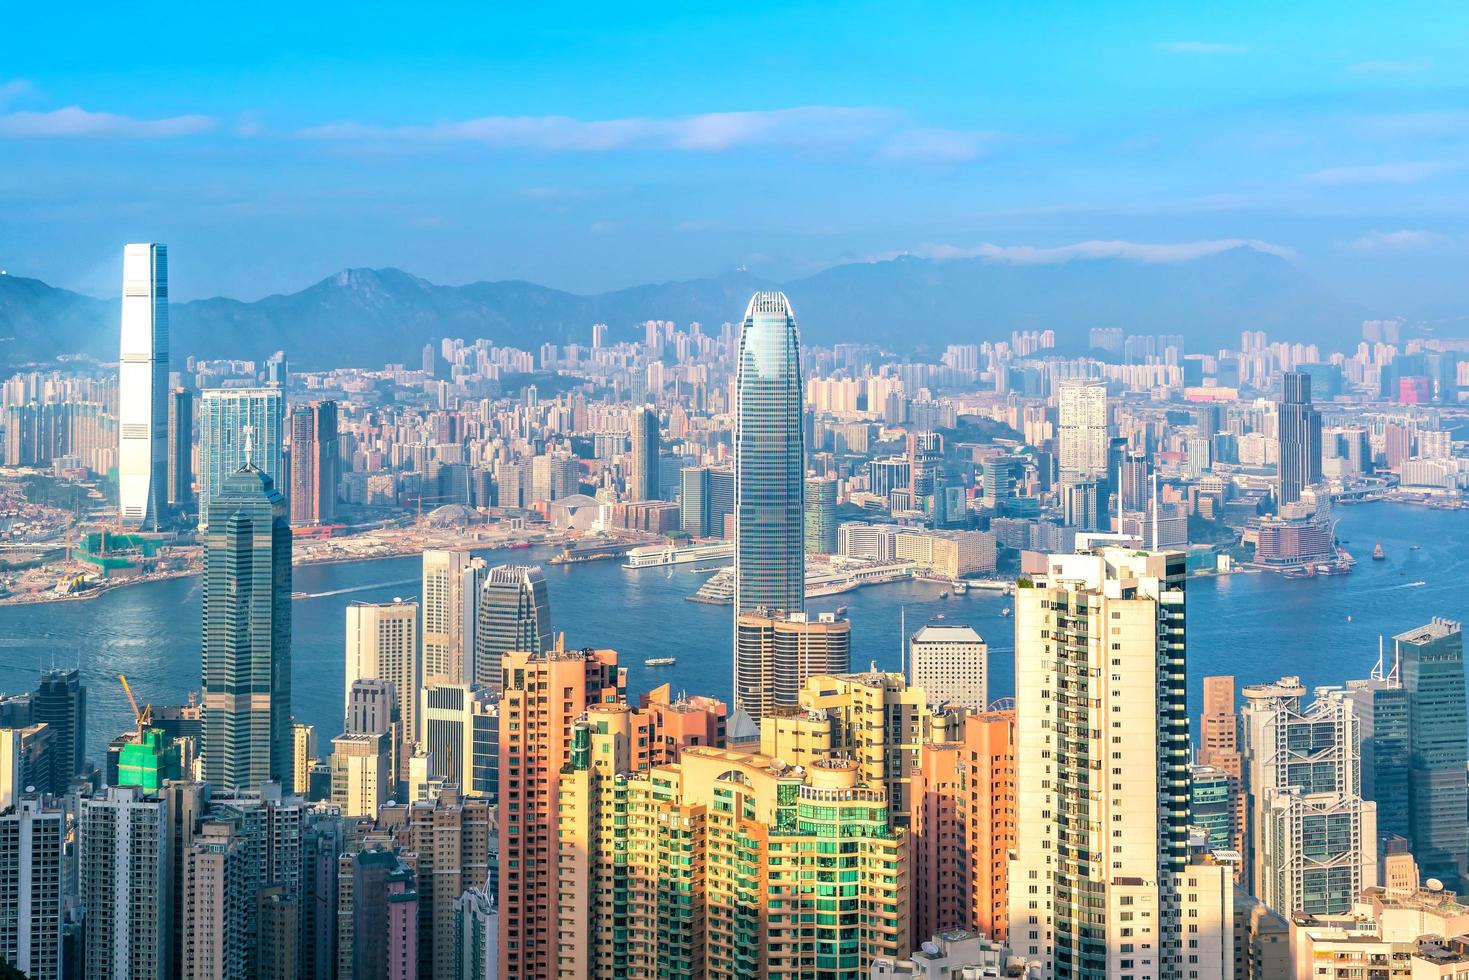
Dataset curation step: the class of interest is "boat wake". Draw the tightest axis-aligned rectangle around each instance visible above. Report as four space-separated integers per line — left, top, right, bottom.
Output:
292 578 418 600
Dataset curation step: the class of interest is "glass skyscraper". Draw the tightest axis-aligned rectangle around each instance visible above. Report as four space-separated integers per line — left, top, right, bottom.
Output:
1278 371 1323 508
628 404 659 501
474 565 552 691
199 387 285 528
201 465 292 794
1398 618 1467 889
117 243 169 530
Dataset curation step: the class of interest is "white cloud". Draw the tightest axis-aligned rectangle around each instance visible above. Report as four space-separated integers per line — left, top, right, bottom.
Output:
1343 229 1448 252
870 238 1294 264
1304 160 1456 185
877 127 1004 163
1156 41 1251 54
0 106 215 138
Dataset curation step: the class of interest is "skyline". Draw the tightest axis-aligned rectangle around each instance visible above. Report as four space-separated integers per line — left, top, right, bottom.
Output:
2 2 1467 313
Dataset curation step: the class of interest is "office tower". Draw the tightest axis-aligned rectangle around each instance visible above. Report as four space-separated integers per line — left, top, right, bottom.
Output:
422 549 481 686
497 643 624 978
167 386 193 507
1010 547 1192 978
981 455 1014 510
680 466 711 536
293 722 317 795
1397 618 1468 889
908 623 987 711
1197 675 1247 864
422 684 497 797
31 667 84 793
910 710 1016 946
346 601 420 748
1060 478 1101 530
453 889 497 980
734 609 850 722
380 787 493 979
118 242 170 530
199 387 286 526
629 404 659 501
473 565 551 691
733 291 805 630
180 819 249 979
1057 381 1107 480
1242 677 1377 915
1277 371 1323 508
80 785 171 980
803 475 838 554
331 732 392 817
0 796 64 980
1190 765 1237 852
1347 667 1412 848
202 465 292 794
288 401 339 526
351 848 418 980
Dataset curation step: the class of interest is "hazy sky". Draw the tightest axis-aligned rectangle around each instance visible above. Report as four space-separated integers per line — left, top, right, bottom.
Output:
2 1 1466 310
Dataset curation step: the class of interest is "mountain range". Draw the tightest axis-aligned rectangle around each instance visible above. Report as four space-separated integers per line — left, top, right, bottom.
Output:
0 245 1368 371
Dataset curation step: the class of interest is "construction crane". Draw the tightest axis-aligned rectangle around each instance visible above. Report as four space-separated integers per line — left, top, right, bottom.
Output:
118 674 152 737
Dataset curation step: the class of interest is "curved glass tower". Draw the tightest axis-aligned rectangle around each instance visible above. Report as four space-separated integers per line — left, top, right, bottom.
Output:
733 291 805 715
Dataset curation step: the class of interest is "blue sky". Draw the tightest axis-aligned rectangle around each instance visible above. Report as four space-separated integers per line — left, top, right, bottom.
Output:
1 1 1466 309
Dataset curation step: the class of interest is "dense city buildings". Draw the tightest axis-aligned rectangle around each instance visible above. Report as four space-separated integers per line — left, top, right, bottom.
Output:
80 785 171 980
202 465 293 794
117 242 170 530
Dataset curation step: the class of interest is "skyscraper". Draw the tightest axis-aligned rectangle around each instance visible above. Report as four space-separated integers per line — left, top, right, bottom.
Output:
202 465 292 794
80 785 171 980
0 795 65 980
421 549 482 686
734 609 850 722
344 601 420 755
733 292 805 718
166 386 193 508
118 242 170 530
473 565 551 692
199 388 286 528
288 401 339 526
1010 547 1196 978
1397 618 1467 889
1057 381 1108 481
803 475 837 554
628 404 659 501
32 667 84 794
1277 371 1323 508
908 623 987 711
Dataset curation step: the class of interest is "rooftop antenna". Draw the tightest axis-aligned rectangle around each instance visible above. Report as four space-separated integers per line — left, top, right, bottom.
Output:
1151 470 1160 550
1115 463 1124 533
900 606 907 680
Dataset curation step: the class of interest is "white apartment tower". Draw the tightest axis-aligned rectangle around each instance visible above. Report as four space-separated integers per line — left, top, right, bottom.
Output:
1058 381 1109 481
80 785 171 980
421 549 485 686
907 623 988 711
0 796 65 980
1010 547 1206 980
118 243 169 529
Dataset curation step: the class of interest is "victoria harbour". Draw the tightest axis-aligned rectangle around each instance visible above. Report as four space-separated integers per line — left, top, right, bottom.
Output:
6 501 1457 765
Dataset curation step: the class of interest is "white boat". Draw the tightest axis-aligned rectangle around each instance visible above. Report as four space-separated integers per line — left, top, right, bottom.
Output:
644 657 676 667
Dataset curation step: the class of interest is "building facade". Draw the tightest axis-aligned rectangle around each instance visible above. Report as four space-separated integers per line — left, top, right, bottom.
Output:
473 564 552 692
118 242 170 530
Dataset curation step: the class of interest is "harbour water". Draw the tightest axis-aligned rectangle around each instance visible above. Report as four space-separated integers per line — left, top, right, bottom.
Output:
1 502 1462 766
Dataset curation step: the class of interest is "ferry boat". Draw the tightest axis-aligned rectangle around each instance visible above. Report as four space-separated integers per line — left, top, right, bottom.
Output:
624 542 734 569
951 580 969 595
644 657 677 667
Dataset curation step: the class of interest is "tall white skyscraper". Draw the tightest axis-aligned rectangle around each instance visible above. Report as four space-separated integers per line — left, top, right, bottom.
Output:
1057 381 1108 481
118 243 169 529
1010 547 1220 980
421 550 484 686
345 600 421 743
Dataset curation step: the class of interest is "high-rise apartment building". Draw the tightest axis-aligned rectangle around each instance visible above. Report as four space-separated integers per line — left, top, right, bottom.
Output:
1396 618 1468 889
202 465 292 794
453 888 497 980
473 564 551 691
733 292 805 661
803 475 838 554
288 400 339 526
734 609 850 722
1242 677 1378 916
1277 371 1323 508
199 387 285 527
497 643 624 979
908 623 987 711
910 709 1016 945
32 666 84 794
350 847 418 980
1009 547 1196 978
345 601 420 752
1197 675 1247 865
0 796 65 980
330 732 391 818
628 404 659 501
421 549 483 686
80 785 171 980
1057 381 1108 481
180 818 250 980
293 721 317 795
167 386 193 507
118 242 170 530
